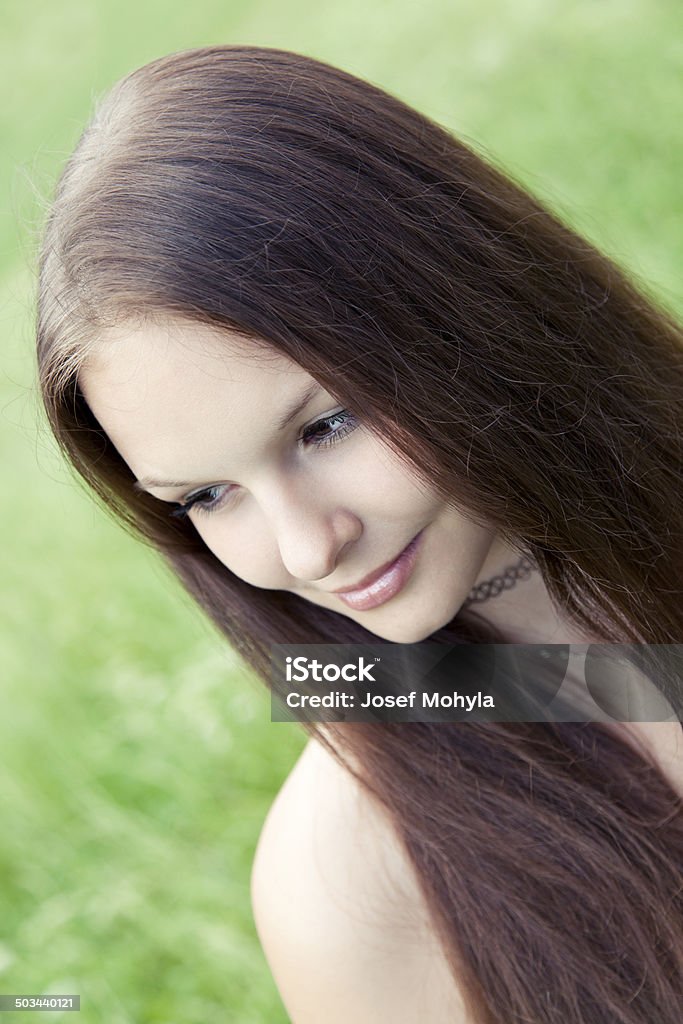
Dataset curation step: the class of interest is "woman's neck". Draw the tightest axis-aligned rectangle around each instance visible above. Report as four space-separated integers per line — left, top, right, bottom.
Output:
467 540 600 645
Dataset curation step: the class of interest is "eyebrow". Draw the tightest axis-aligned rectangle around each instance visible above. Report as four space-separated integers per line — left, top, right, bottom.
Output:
133 380 323 492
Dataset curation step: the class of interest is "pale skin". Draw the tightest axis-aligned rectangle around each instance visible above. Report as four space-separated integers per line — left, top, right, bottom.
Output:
79 318 683 1023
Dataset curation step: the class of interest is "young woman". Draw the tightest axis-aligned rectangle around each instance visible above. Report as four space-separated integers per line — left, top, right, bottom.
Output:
35 45 683 1023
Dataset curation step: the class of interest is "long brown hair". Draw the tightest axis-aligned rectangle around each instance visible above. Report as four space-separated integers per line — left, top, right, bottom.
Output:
35 45 683 1022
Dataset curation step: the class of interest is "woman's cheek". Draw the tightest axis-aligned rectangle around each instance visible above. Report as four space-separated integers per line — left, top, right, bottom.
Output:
354 435 442 513
195 520 288 589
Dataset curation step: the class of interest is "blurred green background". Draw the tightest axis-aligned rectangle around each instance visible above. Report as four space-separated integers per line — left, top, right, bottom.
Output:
1 0 681 1021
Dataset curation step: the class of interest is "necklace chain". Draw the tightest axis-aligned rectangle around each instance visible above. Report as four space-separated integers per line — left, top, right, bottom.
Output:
463 555 536 608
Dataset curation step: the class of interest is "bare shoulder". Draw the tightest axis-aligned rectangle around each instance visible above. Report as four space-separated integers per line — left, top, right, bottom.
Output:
251 736 471 1023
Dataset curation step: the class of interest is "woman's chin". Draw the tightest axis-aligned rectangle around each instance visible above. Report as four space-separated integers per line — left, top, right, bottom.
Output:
348 606 457 645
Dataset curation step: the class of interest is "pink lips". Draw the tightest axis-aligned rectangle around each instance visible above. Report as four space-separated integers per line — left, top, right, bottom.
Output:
333 530 424 611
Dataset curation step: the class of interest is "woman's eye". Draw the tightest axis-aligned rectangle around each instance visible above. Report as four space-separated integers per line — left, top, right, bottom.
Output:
167 408 359 522
168 484 230 521
300 408 359 449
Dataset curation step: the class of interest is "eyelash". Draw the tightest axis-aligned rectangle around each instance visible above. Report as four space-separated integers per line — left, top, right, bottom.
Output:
167 408 359 521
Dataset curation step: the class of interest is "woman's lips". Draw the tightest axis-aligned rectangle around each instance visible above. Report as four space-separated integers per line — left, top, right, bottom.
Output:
332 530 424 611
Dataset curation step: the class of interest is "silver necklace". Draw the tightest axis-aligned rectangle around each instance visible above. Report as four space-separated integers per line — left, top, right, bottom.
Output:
463 555 536 608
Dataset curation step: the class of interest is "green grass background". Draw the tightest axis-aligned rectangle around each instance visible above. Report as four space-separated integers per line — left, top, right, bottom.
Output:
1 0 681 1020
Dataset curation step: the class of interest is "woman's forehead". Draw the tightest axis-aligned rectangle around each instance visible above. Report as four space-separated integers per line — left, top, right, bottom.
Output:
77 321 324 487
78 321 309 393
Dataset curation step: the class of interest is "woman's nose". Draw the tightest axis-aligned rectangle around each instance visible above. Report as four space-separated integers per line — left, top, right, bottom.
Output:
258 477 362 582
276 506 363 582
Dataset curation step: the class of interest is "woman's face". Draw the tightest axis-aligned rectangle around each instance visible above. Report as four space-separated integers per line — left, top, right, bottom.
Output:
79 320 499 643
